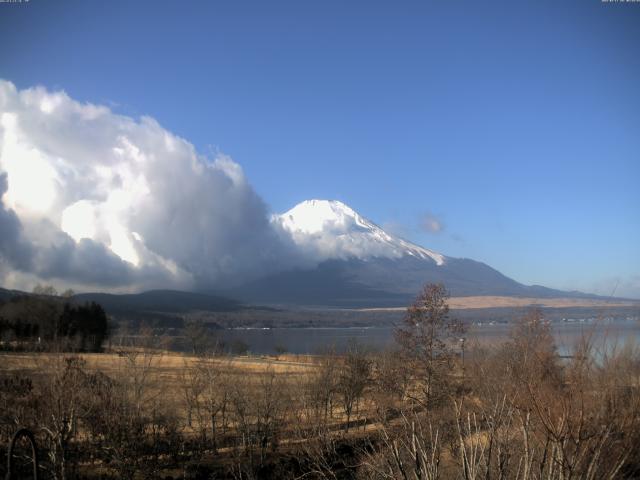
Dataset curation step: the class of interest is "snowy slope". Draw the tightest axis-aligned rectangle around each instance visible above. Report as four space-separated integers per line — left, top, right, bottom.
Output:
229 199 600 306
273 199 446 265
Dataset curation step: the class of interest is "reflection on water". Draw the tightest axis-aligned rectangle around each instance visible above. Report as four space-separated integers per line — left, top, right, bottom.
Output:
216 320 640 356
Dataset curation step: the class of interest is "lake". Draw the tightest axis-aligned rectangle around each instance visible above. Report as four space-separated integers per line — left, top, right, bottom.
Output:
215 319 640 356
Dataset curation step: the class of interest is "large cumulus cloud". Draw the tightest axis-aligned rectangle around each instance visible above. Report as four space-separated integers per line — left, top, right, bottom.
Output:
0 80 299 292
0 172 32 271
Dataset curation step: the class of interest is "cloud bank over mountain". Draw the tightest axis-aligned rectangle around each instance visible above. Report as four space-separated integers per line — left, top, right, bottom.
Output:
0 80 301 292
1 81 636 300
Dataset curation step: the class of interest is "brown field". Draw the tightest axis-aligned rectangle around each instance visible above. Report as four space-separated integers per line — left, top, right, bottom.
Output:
0 351 316 387
2 307 639 479
358 295 640 311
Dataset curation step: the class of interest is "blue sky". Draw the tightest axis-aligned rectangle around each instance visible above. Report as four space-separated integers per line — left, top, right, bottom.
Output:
1 0 639 297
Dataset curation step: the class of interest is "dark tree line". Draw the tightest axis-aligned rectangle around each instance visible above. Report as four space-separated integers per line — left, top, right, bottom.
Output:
0 295 109 352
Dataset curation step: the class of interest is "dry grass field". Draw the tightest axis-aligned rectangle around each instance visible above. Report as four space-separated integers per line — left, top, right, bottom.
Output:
0 350 319 374
0 350 321 421
1 305 639 479
359 295 640 310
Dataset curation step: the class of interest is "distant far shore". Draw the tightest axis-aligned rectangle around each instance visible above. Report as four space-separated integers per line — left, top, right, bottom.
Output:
356 295 640 311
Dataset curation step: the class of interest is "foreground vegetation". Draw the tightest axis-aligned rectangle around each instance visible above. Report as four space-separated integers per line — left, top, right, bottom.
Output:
1 284 639 479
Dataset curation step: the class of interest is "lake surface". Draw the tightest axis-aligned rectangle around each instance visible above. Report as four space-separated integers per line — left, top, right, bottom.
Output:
216 319 640 356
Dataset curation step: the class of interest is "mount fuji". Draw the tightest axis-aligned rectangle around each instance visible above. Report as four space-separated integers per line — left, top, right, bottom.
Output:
229 200 583 307
273 200 446 265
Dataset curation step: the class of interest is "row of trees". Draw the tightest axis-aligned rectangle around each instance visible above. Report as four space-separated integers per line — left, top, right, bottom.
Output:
1 283 639 479
0 293 109 352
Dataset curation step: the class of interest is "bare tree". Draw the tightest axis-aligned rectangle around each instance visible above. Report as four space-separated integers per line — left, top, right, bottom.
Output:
61 289 75 299
182 353 232 452
274 344 288 359
32 284 58 297
184 320 218 355
395 283 464 408
360 411 443 480
371 347 411 421
306 349 339 429
507 307 560 388
254 367 289 460
337 341 371 432
37 356 91 480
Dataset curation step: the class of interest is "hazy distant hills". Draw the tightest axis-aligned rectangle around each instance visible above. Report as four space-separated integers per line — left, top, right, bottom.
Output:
227 256 594 308
0 288 242 316
0 287 23 303
71 290 242 315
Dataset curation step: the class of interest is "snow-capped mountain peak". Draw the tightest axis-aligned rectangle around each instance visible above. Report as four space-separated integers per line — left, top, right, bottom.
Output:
273 199 446 265
278 200 371 234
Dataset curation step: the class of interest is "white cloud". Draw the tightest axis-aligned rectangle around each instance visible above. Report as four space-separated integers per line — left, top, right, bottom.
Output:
421 212 444 234
0 80 299 292
61 200 98 242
